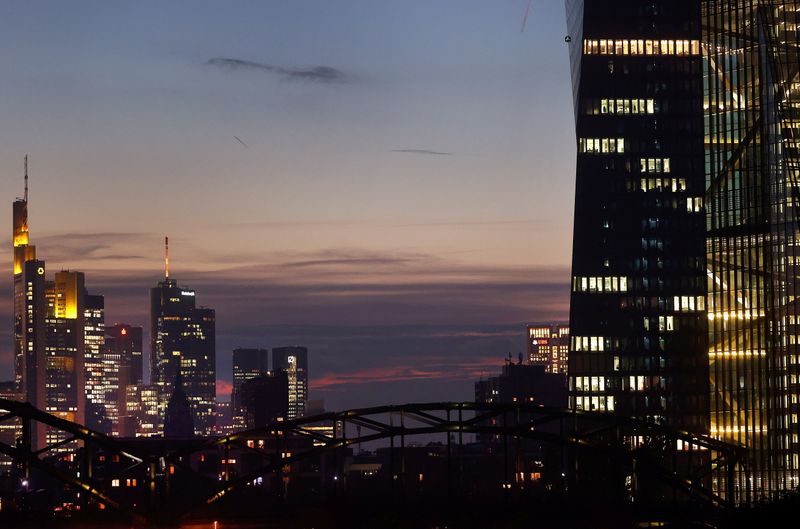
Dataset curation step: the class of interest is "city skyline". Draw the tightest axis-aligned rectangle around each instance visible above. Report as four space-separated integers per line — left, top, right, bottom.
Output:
0 1 575 411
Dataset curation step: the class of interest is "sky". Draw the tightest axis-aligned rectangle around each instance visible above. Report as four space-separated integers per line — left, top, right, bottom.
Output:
0 0 576 411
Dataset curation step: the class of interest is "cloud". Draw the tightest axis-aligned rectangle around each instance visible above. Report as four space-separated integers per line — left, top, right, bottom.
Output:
206 58 349 83
391 149 453 156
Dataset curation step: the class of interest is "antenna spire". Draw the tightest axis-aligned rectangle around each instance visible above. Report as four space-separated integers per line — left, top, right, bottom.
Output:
165 236 169 279
24 155 28 203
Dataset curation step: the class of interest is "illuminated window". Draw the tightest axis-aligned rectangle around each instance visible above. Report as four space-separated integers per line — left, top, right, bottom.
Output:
640 158 671 173
579 137 625 154
573 276 628 293
584 38 700 56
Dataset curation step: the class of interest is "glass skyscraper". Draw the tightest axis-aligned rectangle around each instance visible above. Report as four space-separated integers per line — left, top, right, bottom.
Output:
566 0 800 502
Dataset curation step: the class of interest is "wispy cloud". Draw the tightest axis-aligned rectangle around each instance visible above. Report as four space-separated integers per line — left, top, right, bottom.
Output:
391 149 453 156
206 58 349 83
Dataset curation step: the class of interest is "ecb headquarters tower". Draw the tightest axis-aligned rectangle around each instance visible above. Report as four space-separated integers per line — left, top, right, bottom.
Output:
567 0 800 501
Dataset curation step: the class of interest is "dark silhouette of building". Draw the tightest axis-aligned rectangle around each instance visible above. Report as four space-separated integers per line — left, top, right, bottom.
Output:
566 1 708 433
240 371 289 429
164 371 194 438
150 238 215 436
231 348 269 427
272 346 308 419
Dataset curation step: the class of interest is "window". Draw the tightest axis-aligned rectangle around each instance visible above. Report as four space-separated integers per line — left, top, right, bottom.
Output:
579 137 625 154
640 158 671 173
573 276 629 293
583 38 701 56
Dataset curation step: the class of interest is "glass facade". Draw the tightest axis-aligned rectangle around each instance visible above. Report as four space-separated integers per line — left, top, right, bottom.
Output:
703 0 800 500
567 0 709 430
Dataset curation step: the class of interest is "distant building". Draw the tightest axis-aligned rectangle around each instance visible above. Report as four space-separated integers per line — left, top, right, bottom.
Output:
272 346 308 419
150 238 216 436
475 362 567 409
0 381 22 470
121 384 160 438
104 324 143 436
232 348 269 427
527 324 569 375
240 371 289 429
215 400 234 436
84 294 107 432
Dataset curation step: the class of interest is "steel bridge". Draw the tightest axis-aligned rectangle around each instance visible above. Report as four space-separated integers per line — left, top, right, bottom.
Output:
0 398 748 526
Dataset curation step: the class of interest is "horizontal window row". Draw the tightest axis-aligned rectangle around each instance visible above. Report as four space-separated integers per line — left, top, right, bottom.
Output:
573 396 615 412
572 336 607 352
572 276 629 293
674 295 705 312
639 178 687 192
643 316 675 332
579 137 625 154
571 375 668 392
586 99 660 115
583 38 701 56
640 158 671 173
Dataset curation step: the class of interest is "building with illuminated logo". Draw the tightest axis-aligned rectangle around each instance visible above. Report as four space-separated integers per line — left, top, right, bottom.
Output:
231 348 269 428
272 346 308 419
150 241 216 436
527 324 569 374
104 324 143 436
566 0 800 501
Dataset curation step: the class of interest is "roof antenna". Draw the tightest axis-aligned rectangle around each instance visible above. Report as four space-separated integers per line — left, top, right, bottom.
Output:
165 236 169 279
24 155 28 202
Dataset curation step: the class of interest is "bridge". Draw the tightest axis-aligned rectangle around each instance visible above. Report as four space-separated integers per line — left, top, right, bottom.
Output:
0 398 749 526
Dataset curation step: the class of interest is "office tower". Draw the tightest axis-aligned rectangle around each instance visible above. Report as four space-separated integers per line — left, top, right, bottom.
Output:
0 381 22 470
12 158 46 447
527 324 570 374
231 348 269 427
240 371 289 428
150 238 216 435
105 324 143 436
121 384 160 438
44 270 89 445
703 0 800 499
272 346 308 419
566 1 708 431
84 294 107 433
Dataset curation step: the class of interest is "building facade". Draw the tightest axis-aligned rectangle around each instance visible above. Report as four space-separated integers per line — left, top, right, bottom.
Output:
150 272 216 436
566 0 800 502
104 324 143 436
566 0 709 431
703 0 800 499
272 346 308 419
231 348 269 427
527 324 570 374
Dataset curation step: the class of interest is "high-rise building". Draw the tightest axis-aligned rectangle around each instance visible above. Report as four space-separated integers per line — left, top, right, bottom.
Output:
231 348 269 427
43 271 101 443
104 324 143 436
272 346 308 419
240 371 289 428
150 238 216 436
703 0 800 499
566 0 708 432
527 324 569 374
565 0 800 502
121 384 160 438
12 158 46 448
84 294 107 433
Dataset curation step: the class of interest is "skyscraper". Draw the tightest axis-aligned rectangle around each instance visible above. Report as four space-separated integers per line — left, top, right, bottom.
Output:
566 0 708 432
566 0 800 502
150 238 216 436
12 157 46 447
231 348 269 427
104 323 143 436
703 0 800 499
84 294 107 433
272 346 308 419
240 371 289 428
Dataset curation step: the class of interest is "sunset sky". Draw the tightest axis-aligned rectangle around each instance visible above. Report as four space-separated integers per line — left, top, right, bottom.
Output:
0 1 575 410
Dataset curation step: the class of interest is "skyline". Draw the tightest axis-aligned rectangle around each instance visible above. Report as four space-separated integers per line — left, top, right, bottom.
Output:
0 0 575 410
